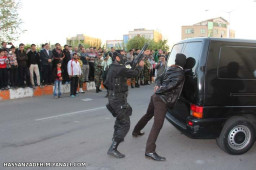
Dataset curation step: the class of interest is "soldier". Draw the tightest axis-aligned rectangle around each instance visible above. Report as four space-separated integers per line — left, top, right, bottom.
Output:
104 51 144 158
143 50 151 85
94 53 103 93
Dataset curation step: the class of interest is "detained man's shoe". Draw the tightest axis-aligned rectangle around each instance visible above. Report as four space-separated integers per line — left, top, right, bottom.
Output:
132 131 145 137
107 141 125 158
145 152 166 161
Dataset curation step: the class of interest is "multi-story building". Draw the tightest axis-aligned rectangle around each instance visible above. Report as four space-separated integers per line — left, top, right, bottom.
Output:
66 34 101 48
106 40 124 49
127 28 162 42
181 17 235 40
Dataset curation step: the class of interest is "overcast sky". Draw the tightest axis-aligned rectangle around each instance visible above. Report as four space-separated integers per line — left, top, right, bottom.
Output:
18 0 256 47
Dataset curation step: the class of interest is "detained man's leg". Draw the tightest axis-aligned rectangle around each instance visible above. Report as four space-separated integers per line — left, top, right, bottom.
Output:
133 95 155 136
145 95 167 161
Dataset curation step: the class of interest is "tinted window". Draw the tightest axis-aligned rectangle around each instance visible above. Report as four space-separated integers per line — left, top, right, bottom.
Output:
167 43 183 66
181 42 203 103
182 42 203 72
218 46 256 79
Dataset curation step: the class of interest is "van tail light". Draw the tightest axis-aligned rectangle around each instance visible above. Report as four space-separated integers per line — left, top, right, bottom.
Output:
190 104 203 119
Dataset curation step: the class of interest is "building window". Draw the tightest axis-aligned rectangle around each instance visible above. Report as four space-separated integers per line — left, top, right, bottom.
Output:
214 29 218 35
185 29 194 34
200 29 206 34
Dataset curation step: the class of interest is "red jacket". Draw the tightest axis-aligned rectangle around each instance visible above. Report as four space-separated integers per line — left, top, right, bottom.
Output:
0 56 8 69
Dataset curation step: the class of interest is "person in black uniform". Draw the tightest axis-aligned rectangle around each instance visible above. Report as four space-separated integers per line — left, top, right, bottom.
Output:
104 51 144 158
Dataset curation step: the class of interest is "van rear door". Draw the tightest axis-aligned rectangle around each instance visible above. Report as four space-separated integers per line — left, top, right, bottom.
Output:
166 41 203 123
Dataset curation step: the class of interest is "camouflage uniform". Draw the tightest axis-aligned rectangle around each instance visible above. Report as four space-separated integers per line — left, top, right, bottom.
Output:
94 58 103 90
143 57 151 85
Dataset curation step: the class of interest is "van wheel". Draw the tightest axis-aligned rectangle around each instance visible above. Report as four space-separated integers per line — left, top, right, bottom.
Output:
216 116 255 155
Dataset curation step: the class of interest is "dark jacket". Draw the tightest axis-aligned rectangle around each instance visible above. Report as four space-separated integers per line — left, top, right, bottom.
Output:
40 49 53 66
155 65 185 107
63 49 71 65
16 50 28 67
27 50 40 66
52 67 62 80
104 62 142 93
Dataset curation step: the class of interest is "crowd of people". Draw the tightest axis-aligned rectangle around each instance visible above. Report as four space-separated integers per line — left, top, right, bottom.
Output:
0 41 169 98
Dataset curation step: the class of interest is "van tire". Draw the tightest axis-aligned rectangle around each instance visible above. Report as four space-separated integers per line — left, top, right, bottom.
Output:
216 116 255 155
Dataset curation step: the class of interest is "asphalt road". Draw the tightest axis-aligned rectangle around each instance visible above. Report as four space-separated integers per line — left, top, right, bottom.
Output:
0 84 256 170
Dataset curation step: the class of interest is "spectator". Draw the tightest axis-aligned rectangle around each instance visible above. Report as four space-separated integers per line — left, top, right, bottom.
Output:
0 49 8 90
155 54 166 80
78 44 83 53
126 50 134 62
52 61 62 98
40 43 53 85
77 55 85 93
68 53 81 97
94 53 103 93
8 46 18 88
109 47 115 61
62 45 71 84
1 42 9 53
87 47 97 81
68 45 73 55
72 47 80 57
52 43 64 69
27 44 41 88
80 47 90 82
16 43 30 87
102 52 112 97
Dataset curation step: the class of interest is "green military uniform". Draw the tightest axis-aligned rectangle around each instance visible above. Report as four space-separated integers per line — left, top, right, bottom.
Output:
143 57 151 85
94 58 103 92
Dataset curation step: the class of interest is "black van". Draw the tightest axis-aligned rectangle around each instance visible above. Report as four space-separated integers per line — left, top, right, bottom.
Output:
166 37 256 155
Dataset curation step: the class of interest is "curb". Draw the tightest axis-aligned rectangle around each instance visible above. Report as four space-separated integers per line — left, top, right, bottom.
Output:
0 79 135 101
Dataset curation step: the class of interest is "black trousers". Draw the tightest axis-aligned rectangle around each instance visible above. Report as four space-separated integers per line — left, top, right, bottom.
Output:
18 66 30 86
62 63 69 83
42 65 52 85
108 92 132 143
70 76 79 95
133 94 167 153
10 66 18 87
0 68 8 88
88 62 95 81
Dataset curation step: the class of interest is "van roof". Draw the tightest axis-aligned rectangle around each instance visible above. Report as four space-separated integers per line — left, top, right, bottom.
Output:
179 37 256 44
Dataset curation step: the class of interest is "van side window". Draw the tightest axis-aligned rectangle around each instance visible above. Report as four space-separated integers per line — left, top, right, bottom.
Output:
167 43 183 66
218 46 256 79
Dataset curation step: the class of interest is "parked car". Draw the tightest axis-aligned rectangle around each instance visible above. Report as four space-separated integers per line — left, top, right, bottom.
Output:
166 37 256 155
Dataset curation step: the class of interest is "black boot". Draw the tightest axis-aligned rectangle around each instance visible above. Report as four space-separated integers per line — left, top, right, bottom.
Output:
98 87 102 92
131 83 134 88
107 141 125 158
96 87 99 93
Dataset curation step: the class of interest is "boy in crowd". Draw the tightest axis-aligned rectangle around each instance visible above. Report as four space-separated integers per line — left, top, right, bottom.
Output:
52 61 62 98
68 53 81 97
0 49 8 90
8 46 19 88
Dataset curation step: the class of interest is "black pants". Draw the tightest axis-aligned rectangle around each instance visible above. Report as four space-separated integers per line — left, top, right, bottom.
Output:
108 92 132 143
62 63 69 83
133 94 167 153
42 65 52 85
18 66 30 86
89 62 95 81
10 66 18 87
0 68 8 88
70 76 79 95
